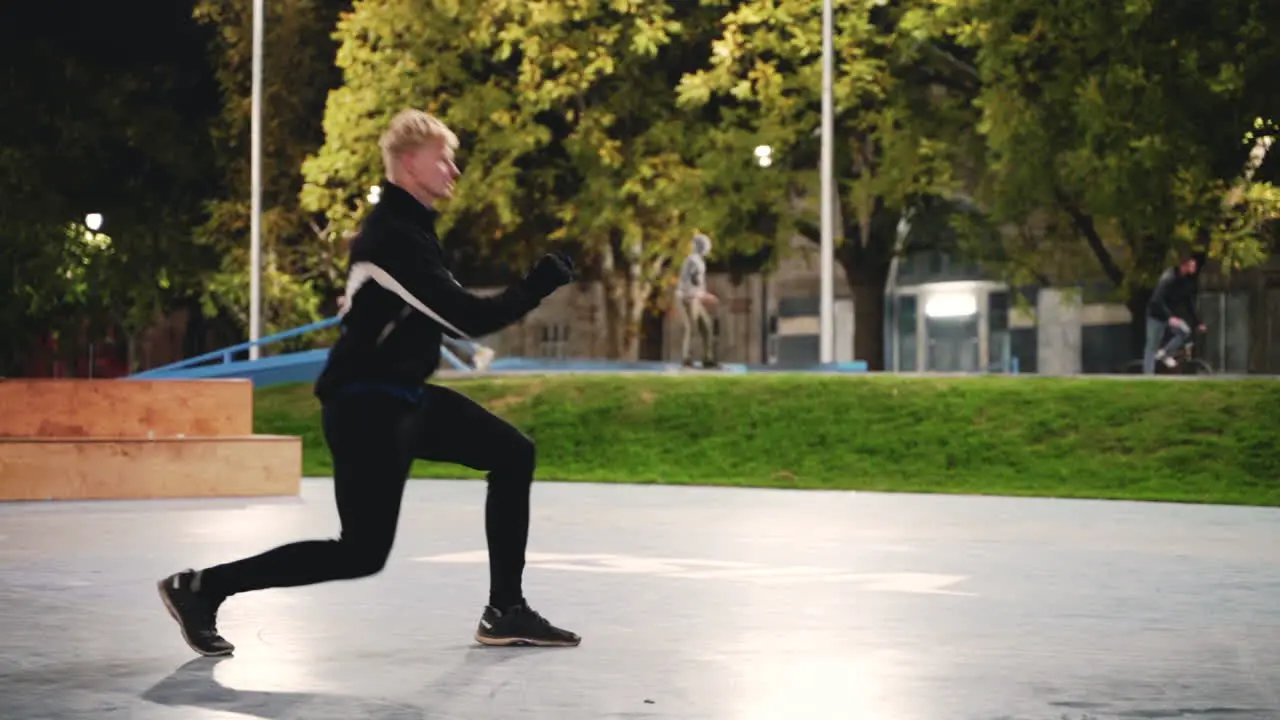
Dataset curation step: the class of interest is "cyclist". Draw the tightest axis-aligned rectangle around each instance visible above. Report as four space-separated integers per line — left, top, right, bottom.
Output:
1143 253 1207 374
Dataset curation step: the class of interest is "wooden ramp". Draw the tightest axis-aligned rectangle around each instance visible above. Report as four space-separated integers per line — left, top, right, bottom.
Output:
0 379 301 501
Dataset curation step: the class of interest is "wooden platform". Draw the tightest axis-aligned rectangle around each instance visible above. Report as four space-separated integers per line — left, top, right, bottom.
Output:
0 378 252 438
0 379 302 501
0 436 301 501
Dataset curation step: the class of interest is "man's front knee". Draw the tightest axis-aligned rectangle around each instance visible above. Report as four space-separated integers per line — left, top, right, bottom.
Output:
337 538 393 579
488 431 535 479
509 432 535 473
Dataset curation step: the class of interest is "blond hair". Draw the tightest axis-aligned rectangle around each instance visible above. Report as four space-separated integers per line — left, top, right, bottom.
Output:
379 109 459 176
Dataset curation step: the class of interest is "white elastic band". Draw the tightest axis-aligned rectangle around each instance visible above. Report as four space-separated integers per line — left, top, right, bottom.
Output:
340 261 471 339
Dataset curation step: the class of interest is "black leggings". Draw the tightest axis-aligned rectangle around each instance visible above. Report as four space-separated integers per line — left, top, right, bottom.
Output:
199 384 536 609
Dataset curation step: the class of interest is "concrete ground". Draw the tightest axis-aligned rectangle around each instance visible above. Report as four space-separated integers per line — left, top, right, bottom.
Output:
1 479 1278 720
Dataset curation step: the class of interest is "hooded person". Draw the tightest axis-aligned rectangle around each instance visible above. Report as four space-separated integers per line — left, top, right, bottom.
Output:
675 232 718 368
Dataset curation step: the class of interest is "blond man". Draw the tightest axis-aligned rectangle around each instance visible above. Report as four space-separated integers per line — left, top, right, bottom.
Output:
158 109 579 655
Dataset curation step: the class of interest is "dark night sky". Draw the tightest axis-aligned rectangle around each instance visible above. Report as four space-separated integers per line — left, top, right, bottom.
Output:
0 1 223 225
1 0 220 115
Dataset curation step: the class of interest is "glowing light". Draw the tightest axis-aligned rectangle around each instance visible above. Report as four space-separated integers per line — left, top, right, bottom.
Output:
924 293 978 318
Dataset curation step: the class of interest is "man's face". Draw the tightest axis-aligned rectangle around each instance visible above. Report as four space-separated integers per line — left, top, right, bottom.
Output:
1180 258 1198 275
403 137 460 205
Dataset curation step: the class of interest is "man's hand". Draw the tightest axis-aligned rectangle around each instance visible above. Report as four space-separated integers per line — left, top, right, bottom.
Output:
1168 317 1190 334
524 252 575 299
1198 323 1207 333
699 291 718 307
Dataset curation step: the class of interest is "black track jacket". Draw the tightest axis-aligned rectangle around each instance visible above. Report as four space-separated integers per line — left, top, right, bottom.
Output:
1146 267 1200 328
314 182 540 402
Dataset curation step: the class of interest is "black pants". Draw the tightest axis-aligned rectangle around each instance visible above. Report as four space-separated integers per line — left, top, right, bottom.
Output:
199 383 536 609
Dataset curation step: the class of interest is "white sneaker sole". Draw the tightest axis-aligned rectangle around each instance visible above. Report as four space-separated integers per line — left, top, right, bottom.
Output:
474 630 581 647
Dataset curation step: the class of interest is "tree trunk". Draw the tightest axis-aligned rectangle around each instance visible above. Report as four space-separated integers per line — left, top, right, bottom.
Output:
599 267 639 360
850 277 887 370
600 244 622 360
623 279 647 360
639 306 665 361
598 242 661 361
835 205 898 371
1125 288 1152 364
601 274 648 360
125 331 140 375
833 255 892 371
182 296 207 359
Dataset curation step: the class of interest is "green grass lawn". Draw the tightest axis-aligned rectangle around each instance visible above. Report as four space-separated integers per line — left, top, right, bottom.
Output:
254 374 1280 507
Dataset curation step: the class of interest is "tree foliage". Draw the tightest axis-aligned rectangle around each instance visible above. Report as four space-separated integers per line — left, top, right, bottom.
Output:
0 1 221 374
192 0 352 344
941 0 1280 298
303 0 770 358
5 0 1278 375
675 0 982 366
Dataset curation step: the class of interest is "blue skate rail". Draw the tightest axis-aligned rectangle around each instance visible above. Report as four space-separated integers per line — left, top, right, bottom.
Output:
128 316 871 386
128 316 468 386
481 358 870 375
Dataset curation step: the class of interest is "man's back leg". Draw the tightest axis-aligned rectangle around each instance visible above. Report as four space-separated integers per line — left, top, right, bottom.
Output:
158 392 416 655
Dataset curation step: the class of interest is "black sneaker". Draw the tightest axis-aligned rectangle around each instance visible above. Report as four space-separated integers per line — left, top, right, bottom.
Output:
157 570 235 657
475 602 581 647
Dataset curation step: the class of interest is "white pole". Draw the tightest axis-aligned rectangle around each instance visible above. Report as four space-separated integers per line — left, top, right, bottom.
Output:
819 0 835 364
249 0 265 360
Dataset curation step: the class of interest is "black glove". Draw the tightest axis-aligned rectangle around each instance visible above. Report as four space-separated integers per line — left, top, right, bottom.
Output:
523 252 575 299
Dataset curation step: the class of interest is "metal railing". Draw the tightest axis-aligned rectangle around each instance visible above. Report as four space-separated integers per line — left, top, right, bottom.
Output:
130 316 467 378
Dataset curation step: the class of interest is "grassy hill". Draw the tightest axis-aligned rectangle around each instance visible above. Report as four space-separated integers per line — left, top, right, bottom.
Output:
255 374 1280 506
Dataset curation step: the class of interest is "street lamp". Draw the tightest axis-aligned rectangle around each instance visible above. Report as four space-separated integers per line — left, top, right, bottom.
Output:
819 0 835 364
249 0 264 360
754 145 773 168
84 213 103 232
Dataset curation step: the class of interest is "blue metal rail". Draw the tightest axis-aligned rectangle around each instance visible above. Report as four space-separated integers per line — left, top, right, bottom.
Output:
131 317 342 377
129 316 468 385
127 316 877 387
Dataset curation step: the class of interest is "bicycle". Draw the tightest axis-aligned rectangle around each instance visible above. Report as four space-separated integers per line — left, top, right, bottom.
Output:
1121 330 1214 375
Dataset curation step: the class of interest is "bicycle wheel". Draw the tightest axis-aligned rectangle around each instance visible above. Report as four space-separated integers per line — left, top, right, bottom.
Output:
1182 359 1214 375
1122 358 1169 375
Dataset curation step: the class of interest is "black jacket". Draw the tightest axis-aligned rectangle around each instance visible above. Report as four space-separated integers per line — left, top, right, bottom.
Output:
314 182 540 401
1146 267 1200 327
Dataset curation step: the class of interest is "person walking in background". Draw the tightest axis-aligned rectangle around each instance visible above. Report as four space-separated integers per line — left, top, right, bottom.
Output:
676 232 719 369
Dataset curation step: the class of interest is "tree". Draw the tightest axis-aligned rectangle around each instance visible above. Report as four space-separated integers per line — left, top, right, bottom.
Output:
676 0 983 368
0 0 223 374
192 0 353 348
299 0 547 279
940 0 1280 345
303 0 768 359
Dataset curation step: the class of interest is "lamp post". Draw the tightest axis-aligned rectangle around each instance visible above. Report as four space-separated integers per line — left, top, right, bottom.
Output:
819 0 835 364
249 0 264 360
